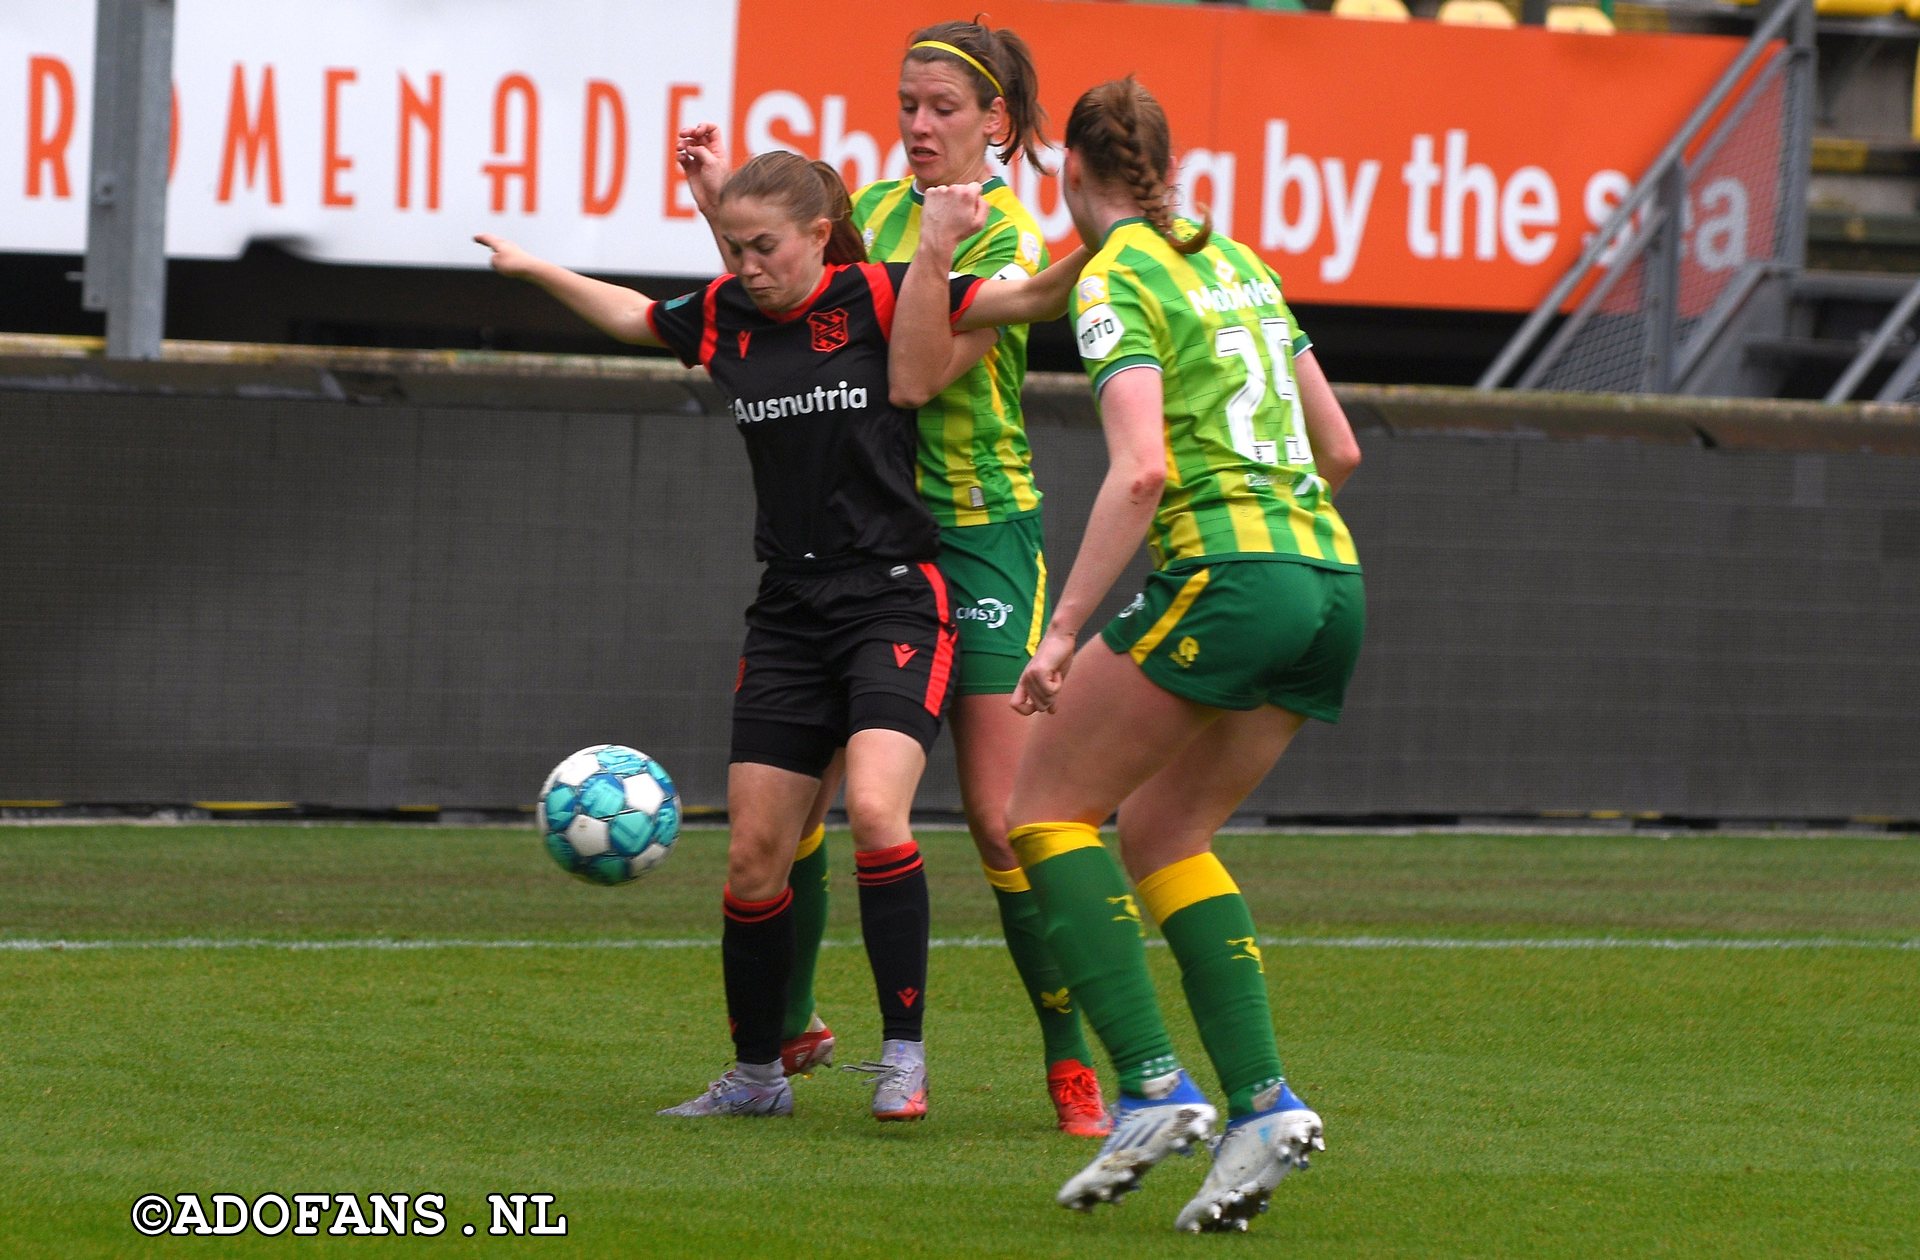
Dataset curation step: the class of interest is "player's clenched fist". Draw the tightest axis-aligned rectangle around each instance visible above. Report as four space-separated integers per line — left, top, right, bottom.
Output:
918 183 989 250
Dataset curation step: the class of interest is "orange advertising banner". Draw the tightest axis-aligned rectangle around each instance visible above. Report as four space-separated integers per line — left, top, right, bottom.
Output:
727 0 1750 312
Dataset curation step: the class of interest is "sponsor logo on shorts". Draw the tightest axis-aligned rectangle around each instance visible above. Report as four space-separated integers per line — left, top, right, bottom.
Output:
1171 636 1201 668
955 597 1012 630
1116 593 1147 618
892 643 918 668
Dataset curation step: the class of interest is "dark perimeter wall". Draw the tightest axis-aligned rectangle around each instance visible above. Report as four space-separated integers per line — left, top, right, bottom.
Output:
3 346 1917 822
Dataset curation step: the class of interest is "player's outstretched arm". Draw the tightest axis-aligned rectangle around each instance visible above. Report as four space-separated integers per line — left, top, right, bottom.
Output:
473 234 664 348
1294 349 1360 495
956 243 1090 332
1011 367 1166 716
889 183 995 408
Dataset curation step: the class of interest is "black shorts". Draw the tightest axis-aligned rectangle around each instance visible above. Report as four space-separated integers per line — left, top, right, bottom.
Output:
729 560 959 777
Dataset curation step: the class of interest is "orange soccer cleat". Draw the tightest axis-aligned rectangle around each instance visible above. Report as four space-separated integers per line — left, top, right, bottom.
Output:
1047 1059 1113 1138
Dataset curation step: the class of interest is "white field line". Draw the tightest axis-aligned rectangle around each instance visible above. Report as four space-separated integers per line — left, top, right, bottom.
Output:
2 935 1916 953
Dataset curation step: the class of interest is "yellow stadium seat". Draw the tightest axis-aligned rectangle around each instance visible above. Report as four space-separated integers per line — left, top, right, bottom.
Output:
1332 0 1411 18
1908 0 1920 20
1546 4 1616 31
1812 0 1898 15
1437 0 1519 27
1914 47 1920 142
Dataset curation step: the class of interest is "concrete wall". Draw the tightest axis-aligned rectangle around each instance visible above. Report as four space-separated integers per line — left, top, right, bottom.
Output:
4 343 1917 823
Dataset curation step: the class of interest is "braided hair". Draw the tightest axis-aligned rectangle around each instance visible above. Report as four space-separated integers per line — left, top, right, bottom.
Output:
1064 77 1209 255
905 19 1051 173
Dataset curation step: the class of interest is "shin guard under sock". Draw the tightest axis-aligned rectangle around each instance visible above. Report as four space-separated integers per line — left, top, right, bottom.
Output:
855 841 929 1042
1009 822 1179 1095
722 884 796 1065
782 824 831 1039
1139 852 1286 1119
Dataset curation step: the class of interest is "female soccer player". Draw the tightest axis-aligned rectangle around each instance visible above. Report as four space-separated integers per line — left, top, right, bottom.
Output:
476 152 1081 1122
898 77 1363 1232
677 19 1110 1139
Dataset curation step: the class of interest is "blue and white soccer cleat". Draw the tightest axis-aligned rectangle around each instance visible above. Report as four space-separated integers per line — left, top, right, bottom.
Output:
656 1068 794 1118
1174 1081 1324 1233
1056 1068 1216 1211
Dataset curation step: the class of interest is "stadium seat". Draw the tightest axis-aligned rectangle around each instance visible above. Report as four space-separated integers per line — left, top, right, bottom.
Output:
1546 3 1616 31
1437 0 1519 25
1125 0 1305 6
1333 0 1412 17
1811 0 1900 15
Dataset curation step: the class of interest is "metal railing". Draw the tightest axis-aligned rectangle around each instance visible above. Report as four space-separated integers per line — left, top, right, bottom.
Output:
1826 272 1920 401
1478 0 1817 394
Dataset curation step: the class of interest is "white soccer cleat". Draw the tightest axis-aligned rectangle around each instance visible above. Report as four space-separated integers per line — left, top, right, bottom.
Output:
1174 1081 1323 1233
656 1067 793 1118
843 1038 928 1121
1056 1069 1216 1211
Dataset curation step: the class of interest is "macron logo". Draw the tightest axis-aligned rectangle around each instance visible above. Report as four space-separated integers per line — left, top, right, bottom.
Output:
892 644 917 668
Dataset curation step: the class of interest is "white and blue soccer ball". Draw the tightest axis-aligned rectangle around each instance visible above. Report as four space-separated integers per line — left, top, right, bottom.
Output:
537 745 680 885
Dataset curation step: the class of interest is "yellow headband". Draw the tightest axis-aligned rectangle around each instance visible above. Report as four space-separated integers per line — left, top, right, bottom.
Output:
909 40 1005 100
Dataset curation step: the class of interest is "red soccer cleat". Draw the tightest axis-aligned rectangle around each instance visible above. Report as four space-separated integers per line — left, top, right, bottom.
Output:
1048 1059 1113 1138
780 1015 836 1077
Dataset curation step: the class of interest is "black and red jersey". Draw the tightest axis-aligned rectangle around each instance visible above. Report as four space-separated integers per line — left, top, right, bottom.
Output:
648 262 982 569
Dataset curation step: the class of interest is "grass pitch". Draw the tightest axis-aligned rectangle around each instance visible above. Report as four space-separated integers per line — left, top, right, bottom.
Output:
1 825 1917 1258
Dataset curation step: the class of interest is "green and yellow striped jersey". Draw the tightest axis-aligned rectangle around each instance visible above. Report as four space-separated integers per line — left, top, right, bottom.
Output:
852 175 1046 527
1071 218 1360 574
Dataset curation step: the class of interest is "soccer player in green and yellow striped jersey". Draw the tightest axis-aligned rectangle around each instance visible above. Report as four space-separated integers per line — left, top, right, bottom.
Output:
852 174 1047 527
1072 223 1358 575
900 79 1365 1233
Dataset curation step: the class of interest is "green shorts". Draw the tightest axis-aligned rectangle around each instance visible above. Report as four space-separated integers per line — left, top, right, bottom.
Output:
937 513 1050 696
1099 559 1365 721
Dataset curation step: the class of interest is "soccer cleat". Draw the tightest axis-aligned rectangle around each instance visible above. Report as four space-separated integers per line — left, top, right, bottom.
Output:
656 1068 794 1118
1174 1082 1324 1233
1046 1060 1112 1138
843 1038 928 1121
781 1014 837 1077
1056 1069 1216 1211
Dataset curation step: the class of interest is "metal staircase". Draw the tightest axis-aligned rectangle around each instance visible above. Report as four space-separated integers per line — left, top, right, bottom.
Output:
1478 0 1920 401
1750 269 1920 400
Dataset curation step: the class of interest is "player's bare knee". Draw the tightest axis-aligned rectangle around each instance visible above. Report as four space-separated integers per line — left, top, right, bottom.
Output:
971 825 1018 870
843 790 912 851
726 834 792 900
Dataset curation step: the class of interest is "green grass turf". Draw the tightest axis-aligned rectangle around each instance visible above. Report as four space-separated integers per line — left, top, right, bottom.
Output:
1 825 1917 1257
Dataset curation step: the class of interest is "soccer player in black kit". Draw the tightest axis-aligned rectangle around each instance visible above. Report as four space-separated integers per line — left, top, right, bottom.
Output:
476 152 1083 1121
